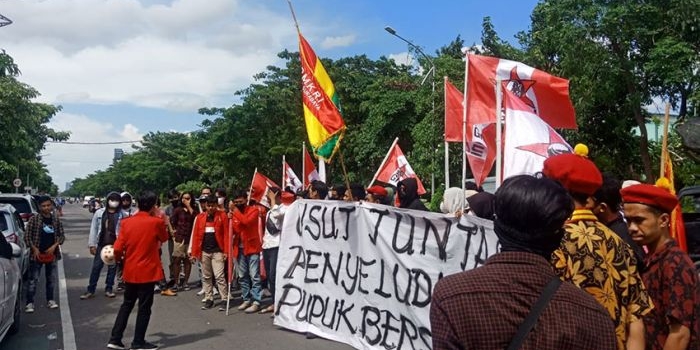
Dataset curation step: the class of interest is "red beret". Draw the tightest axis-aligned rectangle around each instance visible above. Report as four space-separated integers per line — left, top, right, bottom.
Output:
542 144 602 196
366 185 388 197
621 182 678 213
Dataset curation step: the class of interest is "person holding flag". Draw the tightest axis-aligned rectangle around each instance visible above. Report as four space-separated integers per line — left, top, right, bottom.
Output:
231 189 264 314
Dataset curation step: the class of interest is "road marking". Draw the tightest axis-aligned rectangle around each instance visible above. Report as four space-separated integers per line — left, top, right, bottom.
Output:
57 257 77 350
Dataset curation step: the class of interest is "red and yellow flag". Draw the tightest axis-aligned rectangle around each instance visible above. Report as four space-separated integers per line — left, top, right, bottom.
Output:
298 33 346 161
662 149 687 251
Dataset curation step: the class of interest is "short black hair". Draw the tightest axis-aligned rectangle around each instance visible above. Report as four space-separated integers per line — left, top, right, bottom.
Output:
331 184 346 198
311 180 328 199
204 194 218 204
215 188 227 198
232 189 248 200
594 173 622 210
167 188 180 199
349 183 366 201
495 175 573 241
137 191 157 211
37 195 52 205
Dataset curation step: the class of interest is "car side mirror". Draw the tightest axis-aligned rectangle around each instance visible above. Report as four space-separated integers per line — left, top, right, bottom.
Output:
9 242 21 258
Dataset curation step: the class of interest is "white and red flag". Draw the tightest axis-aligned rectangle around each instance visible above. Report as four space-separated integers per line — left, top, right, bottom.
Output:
503 88 572 178
369 138 426 195
303 148 321 187
466 54 577 129
248 170 280 208
444 78 497 187
283 161 303 192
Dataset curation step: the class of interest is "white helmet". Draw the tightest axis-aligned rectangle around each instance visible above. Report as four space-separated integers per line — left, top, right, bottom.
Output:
100 245 116 265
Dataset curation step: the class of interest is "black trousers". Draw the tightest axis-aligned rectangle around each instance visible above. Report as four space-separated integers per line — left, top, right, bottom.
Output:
110 282 155 345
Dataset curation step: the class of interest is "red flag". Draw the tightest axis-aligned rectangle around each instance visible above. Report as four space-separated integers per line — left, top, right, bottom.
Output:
503 88 572 178
303 149 320 187
283 161 303 192
444 79 464 142
250 171 280 208
372 141 426 195
467 54 577 129
444 78 497 186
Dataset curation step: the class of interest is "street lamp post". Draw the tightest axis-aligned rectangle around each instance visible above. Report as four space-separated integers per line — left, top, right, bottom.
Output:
384 26 437 195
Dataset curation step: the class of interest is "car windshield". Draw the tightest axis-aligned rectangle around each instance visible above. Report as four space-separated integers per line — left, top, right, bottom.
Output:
0 213 8 233
0 198 31 214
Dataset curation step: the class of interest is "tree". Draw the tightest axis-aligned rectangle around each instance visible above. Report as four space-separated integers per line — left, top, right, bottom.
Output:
0 50 69 192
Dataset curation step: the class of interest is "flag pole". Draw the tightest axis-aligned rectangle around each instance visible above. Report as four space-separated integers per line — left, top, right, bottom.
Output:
286 0 301 33
444 76 450 189
338 149 352 191
225 217 233 315
247 168 257 205
318 156 326 182
461 55 469 201
369 137 399 188
495 78 504 189
282 155 286 188
660 102 671 179
302 142 307 188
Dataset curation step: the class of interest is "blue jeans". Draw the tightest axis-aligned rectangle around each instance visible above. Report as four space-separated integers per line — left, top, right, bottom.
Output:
237 252 262 304
27 260 57 304
87 247 117 293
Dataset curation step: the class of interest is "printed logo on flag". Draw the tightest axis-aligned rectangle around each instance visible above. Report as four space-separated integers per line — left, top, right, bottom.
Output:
389 156 417 184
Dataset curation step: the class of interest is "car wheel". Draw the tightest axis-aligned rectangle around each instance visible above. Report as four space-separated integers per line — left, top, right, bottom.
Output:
8 279 21 335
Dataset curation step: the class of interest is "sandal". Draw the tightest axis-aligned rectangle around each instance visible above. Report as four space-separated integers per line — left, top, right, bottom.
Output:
259 305 274 314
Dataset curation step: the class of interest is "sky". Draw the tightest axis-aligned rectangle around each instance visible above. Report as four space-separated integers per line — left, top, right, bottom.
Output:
0 0 545 191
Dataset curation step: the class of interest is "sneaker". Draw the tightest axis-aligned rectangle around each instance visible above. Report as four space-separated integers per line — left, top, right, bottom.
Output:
25 303 35 313
160 289 176 296
154 285 162 293
47 300 59 309
80 292 95 300
116 284 125 292
129 341 159 350
201 299 214 310
244 303 260 314
237 300 251 311
196 289 205 296
259 305 274 314
105 291 116 298
106 341 126 349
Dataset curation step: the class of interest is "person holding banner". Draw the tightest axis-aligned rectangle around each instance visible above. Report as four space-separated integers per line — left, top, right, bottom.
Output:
430 175 617 350
543 144 652 350
307 180 328 200
189 195 229 310
397 178 428 211
231 190 264 313
259 188 293 315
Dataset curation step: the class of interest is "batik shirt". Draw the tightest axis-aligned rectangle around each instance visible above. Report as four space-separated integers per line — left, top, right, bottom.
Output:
552 209 653 350
642 240 699 350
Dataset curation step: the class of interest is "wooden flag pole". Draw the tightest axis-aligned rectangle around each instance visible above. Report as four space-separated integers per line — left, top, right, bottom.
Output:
338 149 352 191
247 168 257 205
660 102 671 179
286 0 301 33
302 142 307 188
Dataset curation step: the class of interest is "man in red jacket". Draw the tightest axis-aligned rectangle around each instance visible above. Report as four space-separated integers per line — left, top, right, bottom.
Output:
107 191 168 350
231 189 263 313
189 194 230 310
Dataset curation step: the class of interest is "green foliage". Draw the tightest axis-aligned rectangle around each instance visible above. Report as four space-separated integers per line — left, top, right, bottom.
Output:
0 50 68 194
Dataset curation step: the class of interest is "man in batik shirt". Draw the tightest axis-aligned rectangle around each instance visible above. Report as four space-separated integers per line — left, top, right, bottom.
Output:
622 180 699 350
542 144 653 350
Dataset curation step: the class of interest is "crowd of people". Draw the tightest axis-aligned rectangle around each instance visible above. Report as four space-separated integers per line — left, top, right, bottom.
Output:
21 143 699 350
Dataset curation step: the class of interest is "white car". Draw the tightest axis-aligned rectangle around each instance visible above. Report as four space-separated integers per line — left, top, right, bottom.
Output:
0 234 22 342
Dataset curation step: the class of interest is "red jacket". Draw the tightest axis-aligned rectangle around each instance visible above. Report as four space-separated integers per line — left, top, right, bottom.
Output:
113 211 168 283
231 205 263 258
190 210 229 259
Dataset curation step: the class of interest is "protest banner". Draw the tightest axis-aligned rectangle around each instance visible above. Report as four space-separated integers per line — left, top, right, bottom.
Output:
274 200 499 350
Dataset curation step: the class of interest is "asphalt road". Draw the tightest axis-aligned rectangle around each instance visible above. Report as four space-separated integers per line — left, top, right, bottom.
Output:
1 203 353 350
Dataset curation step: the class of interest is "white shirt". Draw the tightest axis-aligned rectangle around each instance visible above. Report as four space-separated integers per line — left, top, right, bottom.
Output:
261 203 287 249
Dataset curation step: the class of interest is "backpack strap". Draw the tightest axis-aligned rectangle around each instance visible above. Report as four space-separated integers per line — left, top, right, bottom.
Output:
506 276 562 350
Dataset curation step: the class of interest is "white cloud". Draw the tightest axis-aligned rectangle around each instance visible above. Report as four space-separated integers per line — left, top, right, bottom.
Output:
44 113 144 191
0 0 298 111
320 35 356 49
387 51 414 66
